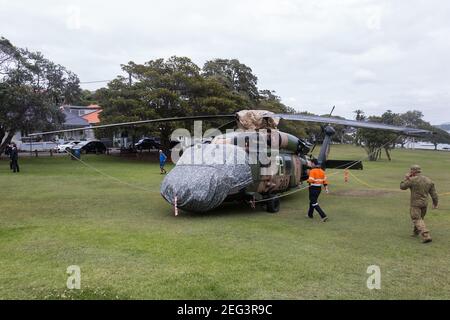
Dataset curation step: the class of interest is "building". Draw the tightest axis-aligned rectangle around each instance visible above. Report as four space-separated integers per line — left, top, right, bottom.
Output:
13 104 103 151
57 104 102 142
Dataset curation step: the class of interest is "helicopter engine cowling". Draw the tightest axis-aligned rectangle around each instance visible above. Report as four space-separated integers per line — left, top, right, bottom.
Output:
160 144 253 212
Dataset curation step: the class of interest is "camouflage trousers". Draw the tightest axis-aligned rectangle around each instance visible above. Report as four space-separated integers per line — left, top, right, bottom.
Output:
410 206 431 240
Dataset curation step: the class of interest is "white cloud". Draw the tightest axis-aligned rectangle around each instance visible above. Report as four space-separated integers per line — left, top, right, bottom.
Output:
1 0 449 124
353 69 377 84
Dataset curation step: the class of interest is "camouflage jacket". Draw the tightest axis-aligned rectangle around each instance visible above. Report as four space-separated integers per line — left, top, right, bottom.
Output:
400 174 439 208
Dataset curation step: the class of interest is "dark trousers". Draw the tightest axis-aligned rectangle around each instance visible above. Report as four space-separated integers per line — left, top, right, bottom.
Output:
12 159 19 172
308 186 327 218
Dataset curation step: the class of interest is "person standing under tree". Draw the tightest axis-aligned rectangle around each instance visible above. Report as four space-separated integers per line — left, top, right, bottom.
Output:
159 149 167 174
10 143 20 173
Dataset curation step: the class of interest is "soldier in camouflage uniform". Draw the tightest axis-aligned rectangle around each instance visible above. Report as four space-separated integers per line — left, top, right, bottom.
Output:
400 165 438 243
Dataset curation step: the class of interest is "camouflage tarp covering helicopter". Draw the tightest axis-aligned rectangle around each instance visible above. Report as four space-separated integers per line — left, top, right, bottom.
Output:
30 109 430 213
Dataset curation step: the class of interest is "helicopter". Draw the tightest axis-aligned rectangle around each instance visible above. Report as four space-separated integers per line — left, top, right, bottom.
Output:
30 109 430 213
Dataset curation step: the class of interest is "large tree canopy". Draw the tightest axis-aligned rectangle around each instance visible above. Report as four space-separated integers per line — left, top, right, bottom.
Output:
0 37 81 153
358 113 399 161
97 57 247 146
202 58 259 102
96 56 301 147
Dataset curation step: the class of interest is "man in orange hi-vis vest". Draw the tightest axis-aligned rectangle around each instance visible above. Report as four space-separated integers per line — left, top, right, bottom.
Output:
306 159 329 222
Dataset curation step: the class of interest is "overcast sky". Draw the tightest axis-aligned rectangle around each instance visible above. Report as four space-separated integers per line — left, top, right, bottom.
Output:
1 0 450 124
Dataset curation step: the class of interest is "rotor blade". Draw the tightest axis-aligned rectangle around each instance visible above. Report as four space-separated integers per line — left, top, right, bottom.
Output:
217 120 237 131
28 114 235 136
273 113 431 135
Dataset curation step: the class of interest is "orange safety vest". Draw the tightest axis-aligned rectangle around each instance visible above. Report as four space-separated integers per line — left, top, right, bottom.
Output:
308 168 328 186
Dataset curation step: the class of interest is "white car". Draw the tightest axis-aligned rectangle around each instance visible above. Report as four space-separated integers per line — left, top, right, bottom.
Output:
55 141 80 153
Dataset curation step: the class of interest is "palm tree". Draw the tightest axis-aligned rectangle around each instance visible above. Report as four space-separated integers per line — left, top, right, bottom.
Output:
352 109 365 146
353 109 365 121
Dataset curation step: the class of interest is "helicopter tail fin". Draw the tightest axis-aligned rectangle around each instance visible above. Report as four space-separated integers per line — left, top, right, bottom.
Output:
317 125 335 169
316 125 363 170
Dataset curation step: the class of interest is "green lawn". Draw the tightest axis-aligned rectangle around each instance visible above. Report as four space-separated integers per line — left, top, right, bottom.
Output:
1 145 449 299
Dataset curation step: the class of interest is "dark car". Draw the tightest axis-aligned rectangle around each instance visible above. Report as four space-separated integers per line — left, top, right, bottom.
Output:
135 137 162 151
72 140 107 154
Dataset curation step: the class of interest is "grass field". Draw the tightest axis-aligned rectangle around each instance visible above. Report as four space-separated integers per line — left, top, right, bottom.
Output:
1 145 449 299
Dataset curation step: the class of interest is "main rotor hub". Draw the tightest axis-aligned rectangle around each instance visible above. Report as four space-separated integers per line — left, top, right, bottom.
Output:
323 125 336 136
236 110 280 130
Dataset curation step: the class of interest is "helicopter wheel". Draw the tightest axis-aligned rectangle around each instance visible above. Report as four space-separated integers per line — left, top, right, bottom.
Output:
266 195 280 213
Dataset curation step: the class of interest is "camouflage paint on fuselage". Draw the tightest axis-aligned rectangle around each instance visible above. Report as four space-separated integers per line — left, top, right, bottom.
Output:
211 129 311 199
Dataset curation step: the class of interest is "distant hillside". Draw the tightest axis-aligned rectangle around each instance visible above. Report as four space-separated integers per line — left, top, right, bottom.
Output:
437 123 450 132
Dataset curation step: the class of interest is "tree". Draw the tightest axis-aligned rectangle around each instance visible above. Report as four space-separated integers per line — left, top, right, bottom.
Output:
0 37 81 154
425 125 450 150
76 89 98 106
380 110 405 150
397 110 438 149
357 111 402 161
356 109 446 160
97 56 247 147
352 109 366 146
202 59 259 102
353 109 366 121
401 110 425 127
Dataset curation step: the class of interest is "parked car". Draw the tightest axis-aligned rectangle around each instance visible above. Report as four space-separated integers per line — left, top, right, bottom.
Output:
71 140 107 154
134 137 162 151
55 141 80 153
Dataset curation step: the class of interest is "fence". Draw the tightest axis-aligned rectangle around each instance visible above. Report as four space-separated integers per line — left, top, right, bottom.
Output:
19 142 58 152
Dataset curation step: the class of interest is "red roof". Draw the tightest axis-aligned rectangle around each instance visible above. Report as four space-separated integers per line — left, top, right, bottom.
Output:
82 109 102 124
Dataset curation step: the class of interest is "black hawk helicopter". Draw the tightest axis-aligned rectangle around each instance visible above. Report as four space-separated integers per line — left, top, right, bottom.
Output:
30 110 430 213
